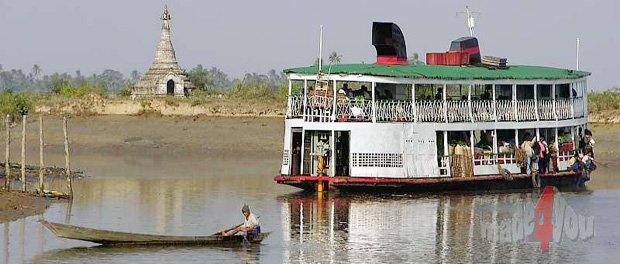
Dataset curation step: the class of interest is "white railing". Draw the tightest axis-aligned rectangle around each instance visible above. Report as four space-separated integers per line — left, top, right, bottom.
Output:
474 152 497 165
446 100 469 122
286 95 304 118
336 98 373 122
538 99 555 120
556 99 572 120
495 153 517 165
496 100 515 121
375 100 415 122
416 100 445 123
286 96 585 122
516 99 537 121
472 100 495 122
573 97 585 118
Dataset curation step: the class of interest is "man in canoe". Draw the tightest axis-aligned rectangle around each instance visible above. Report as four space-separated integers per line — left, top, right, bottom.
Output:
221 204 260 236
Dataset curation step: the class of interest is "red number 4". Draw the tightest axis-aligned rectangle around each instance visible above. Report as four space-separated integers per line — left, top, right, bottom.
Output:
533 186 555 251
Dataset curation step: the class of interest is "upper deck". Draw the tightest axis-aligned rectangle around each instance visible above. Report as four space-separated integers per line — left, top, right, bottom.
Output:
284 64 590 126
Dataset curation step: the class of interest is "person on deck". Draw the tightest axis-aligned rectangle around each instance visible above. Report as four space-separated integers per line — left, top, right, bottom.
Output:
222 204 260 236
521 134 534 175
537 136 548 174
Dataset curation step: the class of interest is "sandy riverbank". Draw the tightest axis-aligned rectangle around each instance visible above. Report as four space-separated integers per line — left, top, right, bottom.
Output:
0 191 50 223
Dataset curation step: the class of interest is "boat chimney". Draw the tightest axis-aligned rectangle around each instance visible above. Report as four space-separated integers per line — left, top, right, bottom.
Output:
372 22 408 65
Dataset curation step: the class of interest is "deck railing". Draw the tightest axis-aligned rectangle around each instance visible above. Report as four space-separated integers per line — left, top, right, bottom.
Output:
496 100 515 121
287 96 585 123
538 99 555 120
516 99 537 121
375 100 415 122
472 100 495 122
416 100 445 123
556 99 572 120
286 95 304 118
446 100 469 122
336 98 373 122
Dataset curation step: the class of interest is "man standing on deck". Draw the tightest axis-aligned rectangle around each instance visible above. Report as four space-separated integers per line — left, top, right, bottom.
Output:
222 204 260 236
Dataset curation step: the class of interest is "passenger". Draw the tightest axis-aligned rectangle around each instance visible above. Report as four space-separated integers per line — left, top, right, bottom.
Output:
342 83 353 97
360 85 371 100
498 141 510 153
537 136 548 174
521 135 534 174
435 88 443 100
482 88 491 100
568 153 582 172
531 136 540 173
548 138 558 173
222 204 260 236
584 129 595 158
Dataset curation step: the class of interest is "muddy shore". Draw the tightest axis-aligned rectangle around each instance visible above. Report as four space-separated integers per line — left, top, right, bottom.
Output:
0 191 50 223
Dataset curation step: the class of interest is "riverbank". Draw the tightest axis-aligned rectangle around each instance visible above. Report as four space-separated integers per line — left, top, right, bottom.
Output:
35 95 287 117
0 191 50 223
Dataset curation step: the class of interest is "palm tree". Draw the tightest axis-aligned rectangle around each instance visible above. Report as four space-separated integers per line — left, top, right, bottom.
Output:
328 51 342 65
31 64 41 80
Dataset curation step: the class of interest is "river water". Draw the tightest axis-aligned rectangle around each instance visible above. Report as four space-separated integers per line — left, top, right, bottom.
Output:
2 151 620 263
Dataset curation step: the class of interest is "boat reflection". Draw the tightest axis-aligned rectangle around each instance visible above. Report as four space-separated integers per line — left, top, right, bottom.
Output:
278 190 589 263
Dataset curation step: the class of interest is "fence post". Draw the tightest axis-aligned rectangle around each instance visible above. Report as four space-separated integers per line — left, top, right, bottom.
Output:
21 115 26 192
63 116 73 197
4 115 10 191
39 115 45 196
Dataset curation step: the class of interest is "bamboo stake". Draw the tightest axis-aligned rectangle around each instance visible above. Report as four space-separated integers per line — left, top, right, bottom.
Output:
63 117 73 197
21 115 26 192
39 115 44 196
4 115 10 191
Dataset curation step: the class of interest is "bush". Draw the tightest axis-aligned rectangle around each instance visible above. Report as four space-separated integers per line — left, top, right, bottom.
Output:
0 90 33 118
588 87 620 113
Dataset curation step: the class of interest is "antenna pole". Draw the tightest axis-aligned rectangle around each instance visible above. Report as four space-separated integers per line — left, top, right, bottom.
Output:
319 25 323 73
576 38 580 71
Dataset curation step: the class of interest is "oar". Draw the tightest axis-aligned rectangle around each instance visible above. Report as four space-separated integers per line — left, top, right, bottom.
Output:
213 224 242 236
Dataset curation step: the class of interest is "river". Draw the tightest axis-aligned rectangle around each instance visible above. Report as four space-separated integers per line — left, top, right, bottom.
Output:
1 117 619 263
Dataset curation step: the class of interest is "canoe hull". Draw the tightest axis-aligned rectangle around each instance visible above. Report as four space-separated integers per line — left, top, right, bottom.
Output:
41 221 269 246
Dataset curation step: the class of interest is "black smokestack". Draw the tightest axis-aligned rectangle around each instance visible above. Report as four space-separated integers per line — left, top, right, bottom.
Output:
372 22 407 65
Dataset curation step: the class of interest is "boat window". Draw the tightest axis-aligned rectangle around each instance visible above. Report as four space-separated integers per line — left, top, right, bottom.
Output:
495 85 512 100
375 83 410 100
290 80 304 96
415 84 443 101
516 85 535 100
556 83 570 99
537 84 552 99
497 129 516 153
471 84 493 100
445 84 464 101
336 81 372 100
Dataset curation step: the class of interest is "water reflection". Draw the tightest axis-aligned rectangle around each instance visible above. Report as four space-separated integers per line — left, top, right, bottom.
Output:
278 190 598 263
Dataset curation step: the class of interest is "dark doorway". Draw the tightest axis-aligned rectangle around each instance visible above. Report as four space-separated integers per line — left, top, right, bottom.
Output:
335 131 350 176
167 79 175 95
291 129 303 175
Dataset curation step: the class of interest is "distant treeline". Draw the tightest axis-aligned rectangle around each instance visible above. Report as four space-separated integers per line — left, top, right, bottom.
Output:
0 63 288 98
588 87 620 113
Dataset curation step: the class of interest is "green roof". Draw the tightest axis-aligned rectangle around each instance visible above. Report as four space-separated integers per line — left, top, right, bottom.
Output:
284 64 590 81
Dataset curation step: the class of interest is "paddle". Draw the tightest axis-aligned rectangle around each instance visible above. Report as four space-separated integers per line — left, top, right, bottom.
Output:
213 224 242 236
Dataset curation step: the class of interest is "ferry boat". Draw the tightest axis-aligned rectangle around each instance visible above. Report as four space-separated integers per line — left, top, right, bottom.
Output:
274 22 591 191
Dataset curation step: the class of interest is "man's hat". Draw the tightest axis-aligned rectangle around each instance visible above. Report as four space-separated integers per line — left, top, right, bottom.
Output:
242 204 250 212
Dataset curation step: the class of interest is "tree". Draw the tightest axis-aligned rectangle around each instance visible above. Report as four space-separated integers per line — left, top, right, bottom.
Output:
31 64 41 80
409 52 425 65
328 51 342 65
188 64 210 91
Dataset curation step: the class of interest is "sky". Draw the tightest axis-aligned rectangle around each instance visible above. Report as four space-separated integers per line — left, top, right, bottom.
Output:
0 0 618 90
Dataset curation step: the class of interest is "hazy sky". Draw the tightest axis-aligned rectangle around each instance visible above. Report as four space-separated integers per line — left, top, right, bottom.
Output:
1 0 618 90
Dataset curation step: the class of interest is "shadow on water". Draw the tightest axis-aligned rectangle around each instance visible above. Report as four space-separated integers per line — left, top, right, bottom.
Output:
30 244 262 264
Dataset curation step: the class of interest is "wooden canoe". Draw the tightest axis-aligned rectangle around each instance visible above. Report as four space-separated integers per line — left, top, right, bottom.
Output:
40 220 270 246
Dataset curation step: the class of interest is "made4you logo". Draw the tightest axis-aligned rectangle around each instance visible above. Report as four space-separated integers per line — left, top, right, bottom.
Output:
480 186 595 251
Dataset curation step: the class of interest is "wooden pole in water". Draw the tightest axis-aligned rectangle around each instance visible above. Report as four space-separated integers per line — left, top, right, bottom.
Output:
4 115 10 191
21 115 26 192
63 116 73 197
39 115 44 196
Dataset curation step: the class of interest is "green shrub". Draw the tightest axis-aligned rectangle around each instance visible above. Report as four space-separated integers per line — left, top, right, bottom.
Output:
588 87 620 113
0 90 33 118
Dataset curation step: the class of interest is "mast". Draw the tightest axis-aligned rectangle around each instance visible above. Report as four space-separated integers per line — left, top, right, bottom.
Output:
576 38 580 71
318 25 323 73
